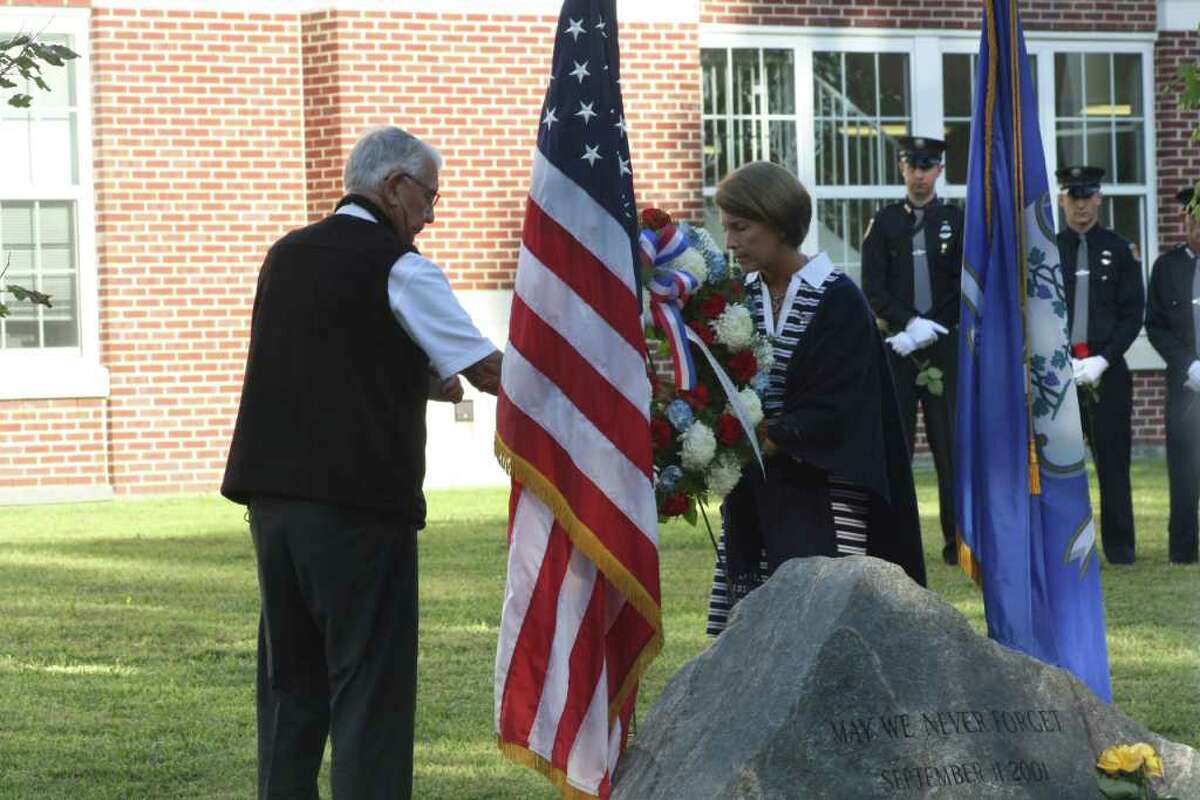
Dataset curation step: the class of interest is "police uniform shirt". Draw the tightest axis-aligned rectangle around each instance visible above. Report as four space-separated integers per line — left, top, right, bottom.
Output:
861 197 964 331
1056 225 1145 365
1146 243 1200 374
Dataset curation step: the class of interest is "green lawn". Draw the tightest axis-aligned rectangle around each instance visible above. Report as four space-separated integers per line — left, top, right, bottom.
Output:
0 460 1195 799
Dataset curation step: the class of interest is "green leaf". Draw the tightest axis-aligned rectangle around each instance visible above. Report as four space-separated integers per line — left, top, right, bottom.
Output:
0 77 15 89
926 367 943 380
1095 774 1142 799
682 498 698 527
915 371 929 387
7 94 32 108
49 44 79 61
928 379 944 397
0 301 8 318
6 284 52 308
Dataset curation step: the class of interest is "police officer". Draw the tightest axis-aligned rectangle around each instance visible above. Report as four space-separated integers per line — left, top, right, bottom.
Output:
1145 185 1200 565
1055 165 1145 565
862 135 963 566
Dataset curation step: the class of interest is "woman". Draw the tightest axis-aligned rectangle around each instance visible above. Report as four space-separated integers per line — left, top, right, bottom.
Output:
706 162 926 636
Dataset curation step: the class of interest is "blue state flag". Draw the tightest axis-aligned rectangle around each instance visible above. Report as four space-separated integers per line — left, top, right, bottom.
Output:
956 0 1112 702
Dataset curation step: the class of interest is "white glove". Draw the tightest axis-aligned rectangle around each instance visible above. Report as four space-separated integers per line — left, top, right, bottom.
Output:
1185 360 1200 393
1073 355 1109 387
905 317 950 349
886 331 917 357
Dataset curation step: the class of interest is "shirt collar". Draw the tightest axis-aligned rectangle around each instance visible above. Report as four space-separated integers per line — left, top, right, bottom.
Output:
335 203 378 224
798 252 835 288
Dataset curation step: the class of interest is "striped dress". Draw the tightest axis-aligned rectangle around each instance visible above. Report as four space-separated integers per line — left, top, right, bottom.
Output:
706 258 871 636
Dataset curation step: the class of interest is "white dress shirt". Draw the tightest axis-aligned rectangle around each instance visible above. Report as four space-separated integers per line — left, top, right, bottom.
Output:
336 203 497 380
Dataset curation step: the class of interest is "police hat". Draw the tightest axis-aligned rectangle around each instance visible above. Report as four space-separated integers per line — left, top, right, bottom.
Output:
1055 165 1105 198
898 136 946 168
1177 185 1196 208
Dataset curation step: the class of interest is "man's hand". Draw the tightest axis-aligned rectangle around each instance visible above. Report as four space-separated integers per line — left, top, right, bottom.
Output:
462 350 503 396
1185 360 1200 393
904 316 949 349
886 331 917 357
428 374 464 403
1073 355 1109 387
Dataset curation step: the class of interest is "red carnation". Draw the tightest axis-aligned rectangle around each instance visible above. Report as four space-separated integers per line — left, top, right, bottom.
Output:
682 384 710 411
1071 343 1090 359
688 319 715 346
700 293 728 320
641 208 672 231
728 349 759 383
661 492 689 517
716 413 742 446
651 417 672 450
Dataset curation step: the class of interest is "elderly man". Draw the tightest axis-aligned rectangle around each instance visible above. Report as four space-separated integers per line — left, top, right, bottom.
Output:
222 126 502 799
1145 185 1200 565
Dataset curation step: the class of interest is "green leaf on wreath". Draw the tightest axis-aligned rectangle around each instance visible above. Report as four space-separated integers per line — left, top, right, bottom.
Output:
682 499 698 527
915 371 929 387
927 379 943 397
926 367 943 380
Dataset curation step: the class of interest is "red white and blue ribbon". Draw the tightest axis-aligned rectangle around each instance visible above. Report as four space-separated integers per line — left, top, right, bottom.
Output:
642 224 699 390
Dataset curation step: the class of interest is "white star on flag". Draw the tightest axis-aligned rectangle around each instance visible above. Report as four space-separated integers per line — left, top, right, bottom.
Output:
564 17 586 41
569 59 590 83
614 115 628 137
575 101 597 125
580 143 602 166
618 155 631 176
541 106 559 130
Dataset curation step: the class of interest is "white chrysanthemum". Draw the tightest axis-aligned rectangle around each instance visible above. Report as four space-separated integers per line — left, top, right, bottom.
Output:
665 247 708 284
680 420 717 471
713 303 755 350
728 387 763 428
752 336 774 370
705 453 743 497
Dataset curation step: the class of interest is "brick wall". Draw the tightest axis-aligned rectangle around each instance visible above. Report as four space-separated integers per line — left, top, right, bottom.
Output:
1155 30 1200 247
89 7 308 494
0 399 107 490
700 0 1157 32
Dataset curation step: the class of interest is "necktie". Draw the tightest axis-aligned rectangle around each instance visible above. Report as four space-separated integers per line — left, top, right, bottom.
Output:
1191 252 1199 358
1070 233 1090 345
912 208 932 315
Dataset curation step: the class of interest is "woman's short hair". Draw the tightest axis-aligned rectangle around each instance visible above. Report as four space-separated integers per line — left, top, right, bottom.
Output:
343 126 443 194
715 161 812 248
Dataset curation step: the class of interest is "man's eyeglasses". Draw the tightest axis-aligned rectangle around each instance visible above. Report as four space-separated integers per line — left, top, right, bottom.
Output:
400 173 440 208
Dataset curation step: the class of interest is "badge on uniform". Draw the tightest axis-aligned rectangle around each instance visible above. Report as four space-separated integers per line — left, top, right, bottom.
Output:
939 220 952 254
1100 249 1112 273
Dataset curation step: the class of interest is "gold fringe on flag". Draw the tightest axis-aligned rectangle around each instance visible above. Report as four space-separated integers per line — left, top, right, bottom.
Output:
956 530 983 587
495 432 664 721
497 740 601 800
1028 438 1041 495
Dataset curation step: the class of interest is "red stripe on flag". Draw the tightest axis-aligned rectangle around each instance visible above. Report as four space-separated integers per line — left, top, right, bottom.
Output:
605 603 655 699
509 295 652 476
497 397 661 604
550 577 607 767
498 521 574 746
522 198 646 355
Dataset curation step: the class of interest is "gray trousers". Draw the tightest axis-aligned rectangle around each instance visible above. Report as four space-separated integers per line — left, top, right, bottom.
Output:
249 497 418 799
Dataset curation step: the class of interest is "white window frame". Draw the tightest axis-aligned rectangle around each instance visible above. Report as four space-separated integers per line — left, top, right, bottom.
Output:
699 25 1160 368
0 7 105 400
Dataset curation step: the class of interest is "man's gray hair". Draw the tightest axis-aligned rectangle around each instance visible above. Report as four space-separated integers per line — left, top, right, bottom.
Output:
343 126 443 194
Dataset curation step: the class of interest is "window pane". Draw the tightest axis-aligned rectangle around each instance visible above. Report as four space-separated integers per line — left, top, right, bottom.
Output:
701 49 727 117
813 51 842 100
1085 127 1114 178
1 201 79 350
816 198 887 286
768 120 797 175
1056 121 1085 168
1114 124 1144 184
732 117 760 166
704 196 725 249
943 120 971 184
1055 53 1083 116
1105 196 1144 262
0 115 31 184
879 53 909 117
816 120 840 185
31 113 77 185
846 53 878 116
732 49 760 116
943 54 973 118
764 50 794 115
1084 53 1110 112
1113 54 1142 117
703 118 728 186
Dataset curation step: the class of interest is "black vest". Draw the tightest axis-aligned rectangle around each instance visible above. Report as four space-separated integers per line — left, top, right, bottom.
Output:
221 211 430 526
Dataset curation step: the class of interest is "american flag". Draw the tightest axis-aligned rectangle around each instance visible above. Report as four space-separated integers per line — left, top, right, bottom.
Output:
493 0 661 797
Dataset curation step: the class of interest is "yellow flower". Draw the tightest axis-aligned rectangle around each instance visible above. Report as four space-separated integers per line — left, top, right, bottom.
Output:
1128 743 1164 778
1096 744 1145 774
